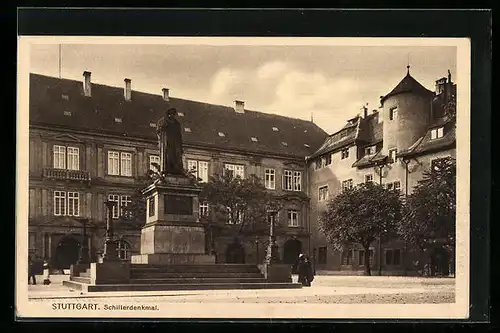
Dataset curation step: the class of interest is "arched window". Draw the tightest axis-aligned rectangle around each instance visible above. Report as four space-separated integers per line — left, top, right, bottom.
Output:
116 239 130 260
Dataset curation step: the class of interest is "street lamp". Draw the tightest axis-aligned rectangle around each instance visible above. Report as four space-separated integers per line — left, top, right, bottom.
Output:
264 210 280 264
254 236 260 264
102 200 119 262
77 217 90 265
378 228 387 276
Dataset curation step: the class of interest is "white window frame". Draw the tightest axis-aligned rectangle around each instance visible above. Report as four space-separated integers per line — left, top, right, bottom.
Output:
430 126 445 140
67 147 80 170
341 148 350 160
108 194 120 219
342 179 353 192
318 185 329 201
283 170 293 191
149 155 160 172
120 152 132 177
107 151 120 176
287 210 299 227
53 191 66 216
116 240 130 260
67 192 80 216
388 148 398 164
264 168 276 190
293 171 302 191
199 201 209 217
365 174 373 183
224 163 245 179
389 106 398 120
188 160 209 183
53 145 66 169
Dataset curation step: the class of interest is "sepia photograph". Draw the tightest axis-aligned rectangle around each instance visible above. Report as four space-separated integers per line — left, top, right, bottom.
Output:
16 36 470 319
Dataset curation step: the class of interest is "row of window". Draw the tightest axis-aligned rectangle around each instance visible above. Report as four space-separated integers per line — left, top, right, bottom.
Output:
340 248 400 266
314 148 350 170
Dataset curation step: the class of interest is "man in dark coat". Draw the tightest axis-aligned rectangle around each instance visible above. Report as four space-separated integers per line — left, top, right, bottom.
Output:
28 255 36 285
297 254 314 286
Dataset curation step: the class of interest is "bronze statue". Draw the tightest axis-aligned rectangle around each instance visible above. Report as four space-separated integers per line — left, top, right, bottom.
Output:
157 108 184 175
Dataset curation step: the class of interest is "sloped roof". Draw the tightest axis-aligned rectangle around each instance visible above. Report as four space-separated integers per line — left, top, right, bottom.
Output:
398 118 456 158
381 72 434 104
308 122 358 159
356 112 383 145
352 150 387 168
29 73 328 158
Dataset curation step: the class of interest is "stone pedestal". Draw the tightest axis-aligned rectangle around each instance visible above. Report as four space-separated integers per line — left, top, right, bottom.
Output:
258 264 292 283
89 261 131 284
131 175 215 265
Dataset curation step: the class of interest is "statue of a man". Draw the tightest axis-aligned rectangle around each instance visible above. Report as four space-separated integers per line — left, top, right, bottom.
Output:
157 108 184 175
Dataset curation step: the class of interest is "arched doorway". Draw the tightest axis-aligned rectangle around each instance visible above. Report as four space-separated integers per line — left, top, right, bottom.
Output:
283 238 302 273
55 236 81 269
225 242 245 264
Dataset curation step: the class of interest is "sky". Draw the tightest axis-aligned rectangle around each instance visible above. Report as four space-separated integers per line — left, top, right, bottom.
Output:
29 43 457 134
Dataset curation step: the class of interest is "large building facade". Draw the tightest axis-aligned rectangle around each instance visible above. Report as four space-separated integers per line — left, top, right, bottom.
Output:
28 72 328 270
307 68 456 275
27 67 456 276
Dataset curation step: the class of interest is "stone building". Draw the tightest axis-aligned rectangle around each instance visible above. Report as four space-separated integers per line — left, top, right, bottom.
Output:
28 72 328 270
307 68 456 275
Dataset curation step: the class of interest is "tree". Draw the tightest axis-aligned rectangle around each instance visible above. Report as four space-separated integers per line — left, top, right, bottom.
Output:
200 172 283 247
398 157 456 273
319 182 403 276
119 188 147 229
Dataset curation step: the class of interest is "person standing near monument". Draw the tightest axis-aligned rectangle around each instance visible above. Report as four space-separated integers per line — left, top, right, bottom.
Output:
156 108 184 176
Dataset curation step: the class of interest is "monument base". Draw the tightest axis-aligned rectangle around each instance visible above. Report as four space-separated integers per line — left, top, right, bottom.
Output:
89 261 130 284
258 263 292 283
131 253 215 265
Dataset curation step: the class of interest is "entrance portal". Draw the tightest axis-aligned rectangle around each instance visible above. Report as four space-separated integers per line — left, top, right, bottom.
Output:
283 238 302 273
55 236 81 269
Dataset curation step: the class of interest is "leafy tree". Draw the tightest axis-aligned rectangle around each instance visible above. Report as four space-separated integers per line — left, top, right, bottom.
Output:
398 157 456 262
200 172 283 245
319 182 403 276
118 188 147 229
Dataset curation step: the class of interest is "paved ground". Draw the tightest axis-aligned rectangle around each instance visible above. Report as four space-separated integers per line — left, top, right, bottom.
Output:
27 274 455 304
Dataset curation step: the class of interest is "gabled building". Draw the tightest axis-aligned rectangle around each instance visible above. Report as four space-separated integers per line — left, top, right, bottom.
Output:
28 72 328 270
308 68 456 275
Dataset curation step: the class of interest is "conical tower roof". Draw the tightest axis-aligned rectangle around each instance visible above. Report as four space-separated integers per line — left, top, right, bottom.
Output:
381 67 434 104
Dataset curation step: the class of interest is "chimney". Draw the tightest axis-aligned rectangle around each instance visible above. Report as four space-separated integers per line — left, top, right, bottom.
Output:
124 78 132 101
83 71 91 97
162 88 170 101
361 104 368 118
234 100 245 113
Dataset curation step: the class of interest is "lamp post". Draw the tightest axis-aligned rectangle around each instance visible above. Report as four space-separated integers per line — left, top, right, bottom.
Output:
264 210 280 264
254 237 260 264
77 218 90 264
102 200 118 262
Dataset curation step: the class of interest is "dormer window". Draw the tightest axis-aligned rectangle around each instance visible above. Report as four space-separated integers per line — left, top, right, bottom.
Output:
272 127 279 132
364 146 376 155
63 111 72 116
184 127 192 132
340 131 347 138
389 106 398 120
281 142 288 147
218 132 225 137
61 94 69 100
178 112 185 117
149 122 157 128
114 117 122 123
251 137 258 142
430 126 444 140
304 144 310 148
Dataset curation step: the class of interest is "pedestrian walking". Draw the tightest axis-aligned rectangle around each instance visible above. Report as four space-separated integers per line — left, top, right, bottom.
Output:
297 254 314 287
43 259 51 285
28 255 36 285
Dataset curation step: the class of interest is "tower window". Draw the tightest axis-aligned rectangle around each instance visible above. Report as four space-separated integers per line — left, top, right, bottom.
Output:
388 148 398 164
430 127 444 140
389 106 398 121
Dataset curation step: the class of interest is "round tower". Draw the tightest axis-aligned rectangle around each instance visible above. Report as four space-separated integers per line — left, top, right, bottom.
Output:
381 67 433 155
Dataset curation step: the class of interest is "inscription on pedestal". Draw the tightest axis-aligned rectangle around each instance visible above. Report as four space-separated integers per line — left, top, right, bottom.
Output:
164 195 193 215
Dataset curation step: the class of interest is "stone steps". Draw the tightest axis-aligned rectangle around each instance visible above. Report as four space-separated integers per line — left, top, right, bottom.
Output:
70 276 91 284
63 280 302 292
130 272 264 279
129 277 267 284
130 264 261 274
